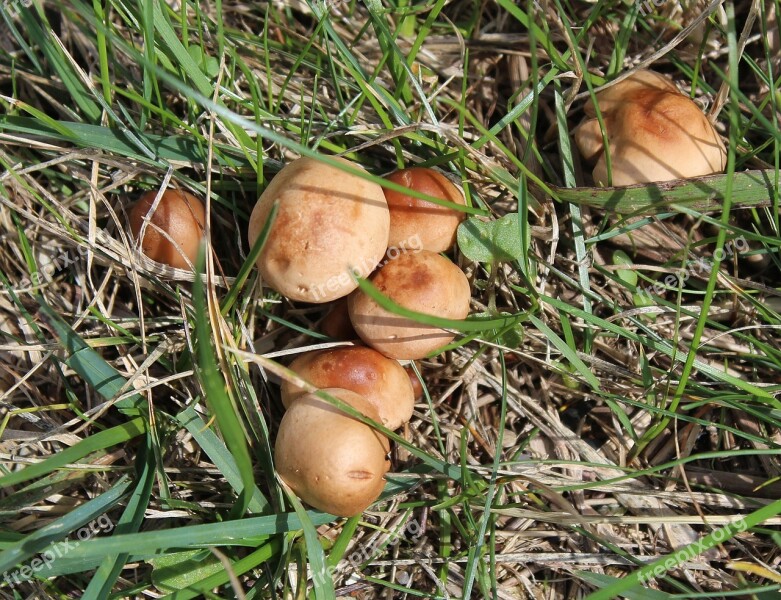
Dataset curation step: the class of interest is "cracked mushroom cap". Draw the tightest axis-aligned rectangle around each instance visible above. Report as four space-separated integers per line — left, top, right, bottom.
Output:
248 157 390 303
274 388 390 517
129 189 206 270
574 69 726 186
347 250 471 360
281 346 415 430
383 167 466 252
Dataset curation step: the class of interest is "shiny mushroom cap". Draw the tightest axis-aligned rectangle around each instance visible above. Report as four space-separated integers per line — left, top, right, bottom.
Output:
347 250 471 360
274 388 390 517
574 69 726 186
129 189 206 270
281 346 415 430
383 167 466 253
248 156 390 303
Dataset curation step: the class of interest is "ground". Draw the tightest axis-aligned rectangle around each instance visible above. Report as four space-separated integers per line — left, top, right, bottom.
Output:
0 0 780 598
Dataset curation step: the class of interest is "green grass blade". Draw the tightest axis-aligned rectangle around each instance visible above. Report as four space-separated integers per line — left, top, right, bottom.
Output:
0 477 131 574
81 438 156 600
548 170 778 215
192 250 255 518
0 418 147 488
176 406 269 513
36 298 144 416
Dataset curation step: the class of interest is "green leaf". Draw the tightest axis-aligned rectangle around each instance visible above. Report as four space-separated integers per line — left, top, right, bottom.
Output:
457 213 524 263
612 250 638 287
151 549 223 592
186 45 220 78
549 170 778 215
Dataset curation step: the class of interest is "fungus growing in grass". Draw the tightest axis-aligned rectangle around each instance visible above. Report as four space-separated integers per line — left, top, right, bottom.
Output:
281 346 415 430
383 167 466 252
275 388 390 517
129 189 206 270
248 156 389 303
574 69 726 186
320 297 358 340
405 364 424 402
347 250 471 360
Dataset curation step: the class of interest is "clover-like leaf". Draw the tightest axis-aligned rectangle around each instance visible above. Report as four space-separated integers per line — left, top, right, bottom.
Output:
457 213 523 263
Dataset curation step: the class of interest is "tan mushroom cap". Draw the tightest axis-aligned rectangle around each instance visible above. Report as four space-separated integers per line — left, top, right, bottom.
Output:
574 69 726 186
383 167 466 253
348 250 471 360
248 157 390 303
281 346 415 430
275 388 390 517
129 189 206 270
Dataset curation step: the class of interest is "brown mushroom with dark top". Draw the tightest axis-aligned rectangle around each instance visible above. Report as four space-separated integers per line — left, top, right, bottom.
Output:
348 250 471 360
383 167 466 253
574 69 726 186
281 346 415 430
275 388 390 516
129 189 206 270
320 297 358 340
248 156 390 303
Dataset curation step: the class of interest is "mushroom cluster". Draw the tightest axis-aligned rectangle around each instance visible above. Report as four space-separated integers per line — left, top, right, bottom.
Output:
245 158 471 516
574 69 726 186
129 157 470 517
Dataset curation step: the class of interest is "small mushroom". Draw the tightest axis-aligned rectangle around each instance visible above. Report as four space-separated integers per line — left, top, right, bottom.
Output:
320 297 358 340
281 346 415 430
248 156 390 303
129 189 206 269
383 167 466 252
347 250 471 360
574 69 726 186
275 388 390 517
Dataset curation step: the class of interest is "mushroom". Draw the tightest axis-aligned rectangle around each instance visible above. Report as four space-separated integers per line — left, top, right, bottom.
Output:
347 250 471 360
129 189 206 269
383 167 466 252
275 388 390 516
573 69 726 186
320 297 358 340
248 156 390 303
281 346 415 430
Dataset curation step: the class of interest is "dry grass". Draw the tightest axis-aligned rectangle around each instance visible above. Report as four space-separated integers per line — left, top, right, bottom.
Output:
0 0 779 598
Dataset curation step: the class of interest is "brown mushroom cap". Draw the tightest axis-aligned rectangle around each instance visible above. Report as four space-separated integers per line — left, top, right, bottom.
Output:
248 157 390 303
281 346 415 429
275 388 390 517
129 189 206 270
574 69 726 186
383 167 466 253
347 250 471 360
320 297 358 340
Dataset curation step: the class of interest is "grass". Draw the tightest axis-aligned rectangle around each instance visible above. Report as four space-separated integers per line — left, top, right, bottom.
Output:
0 0 780 598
